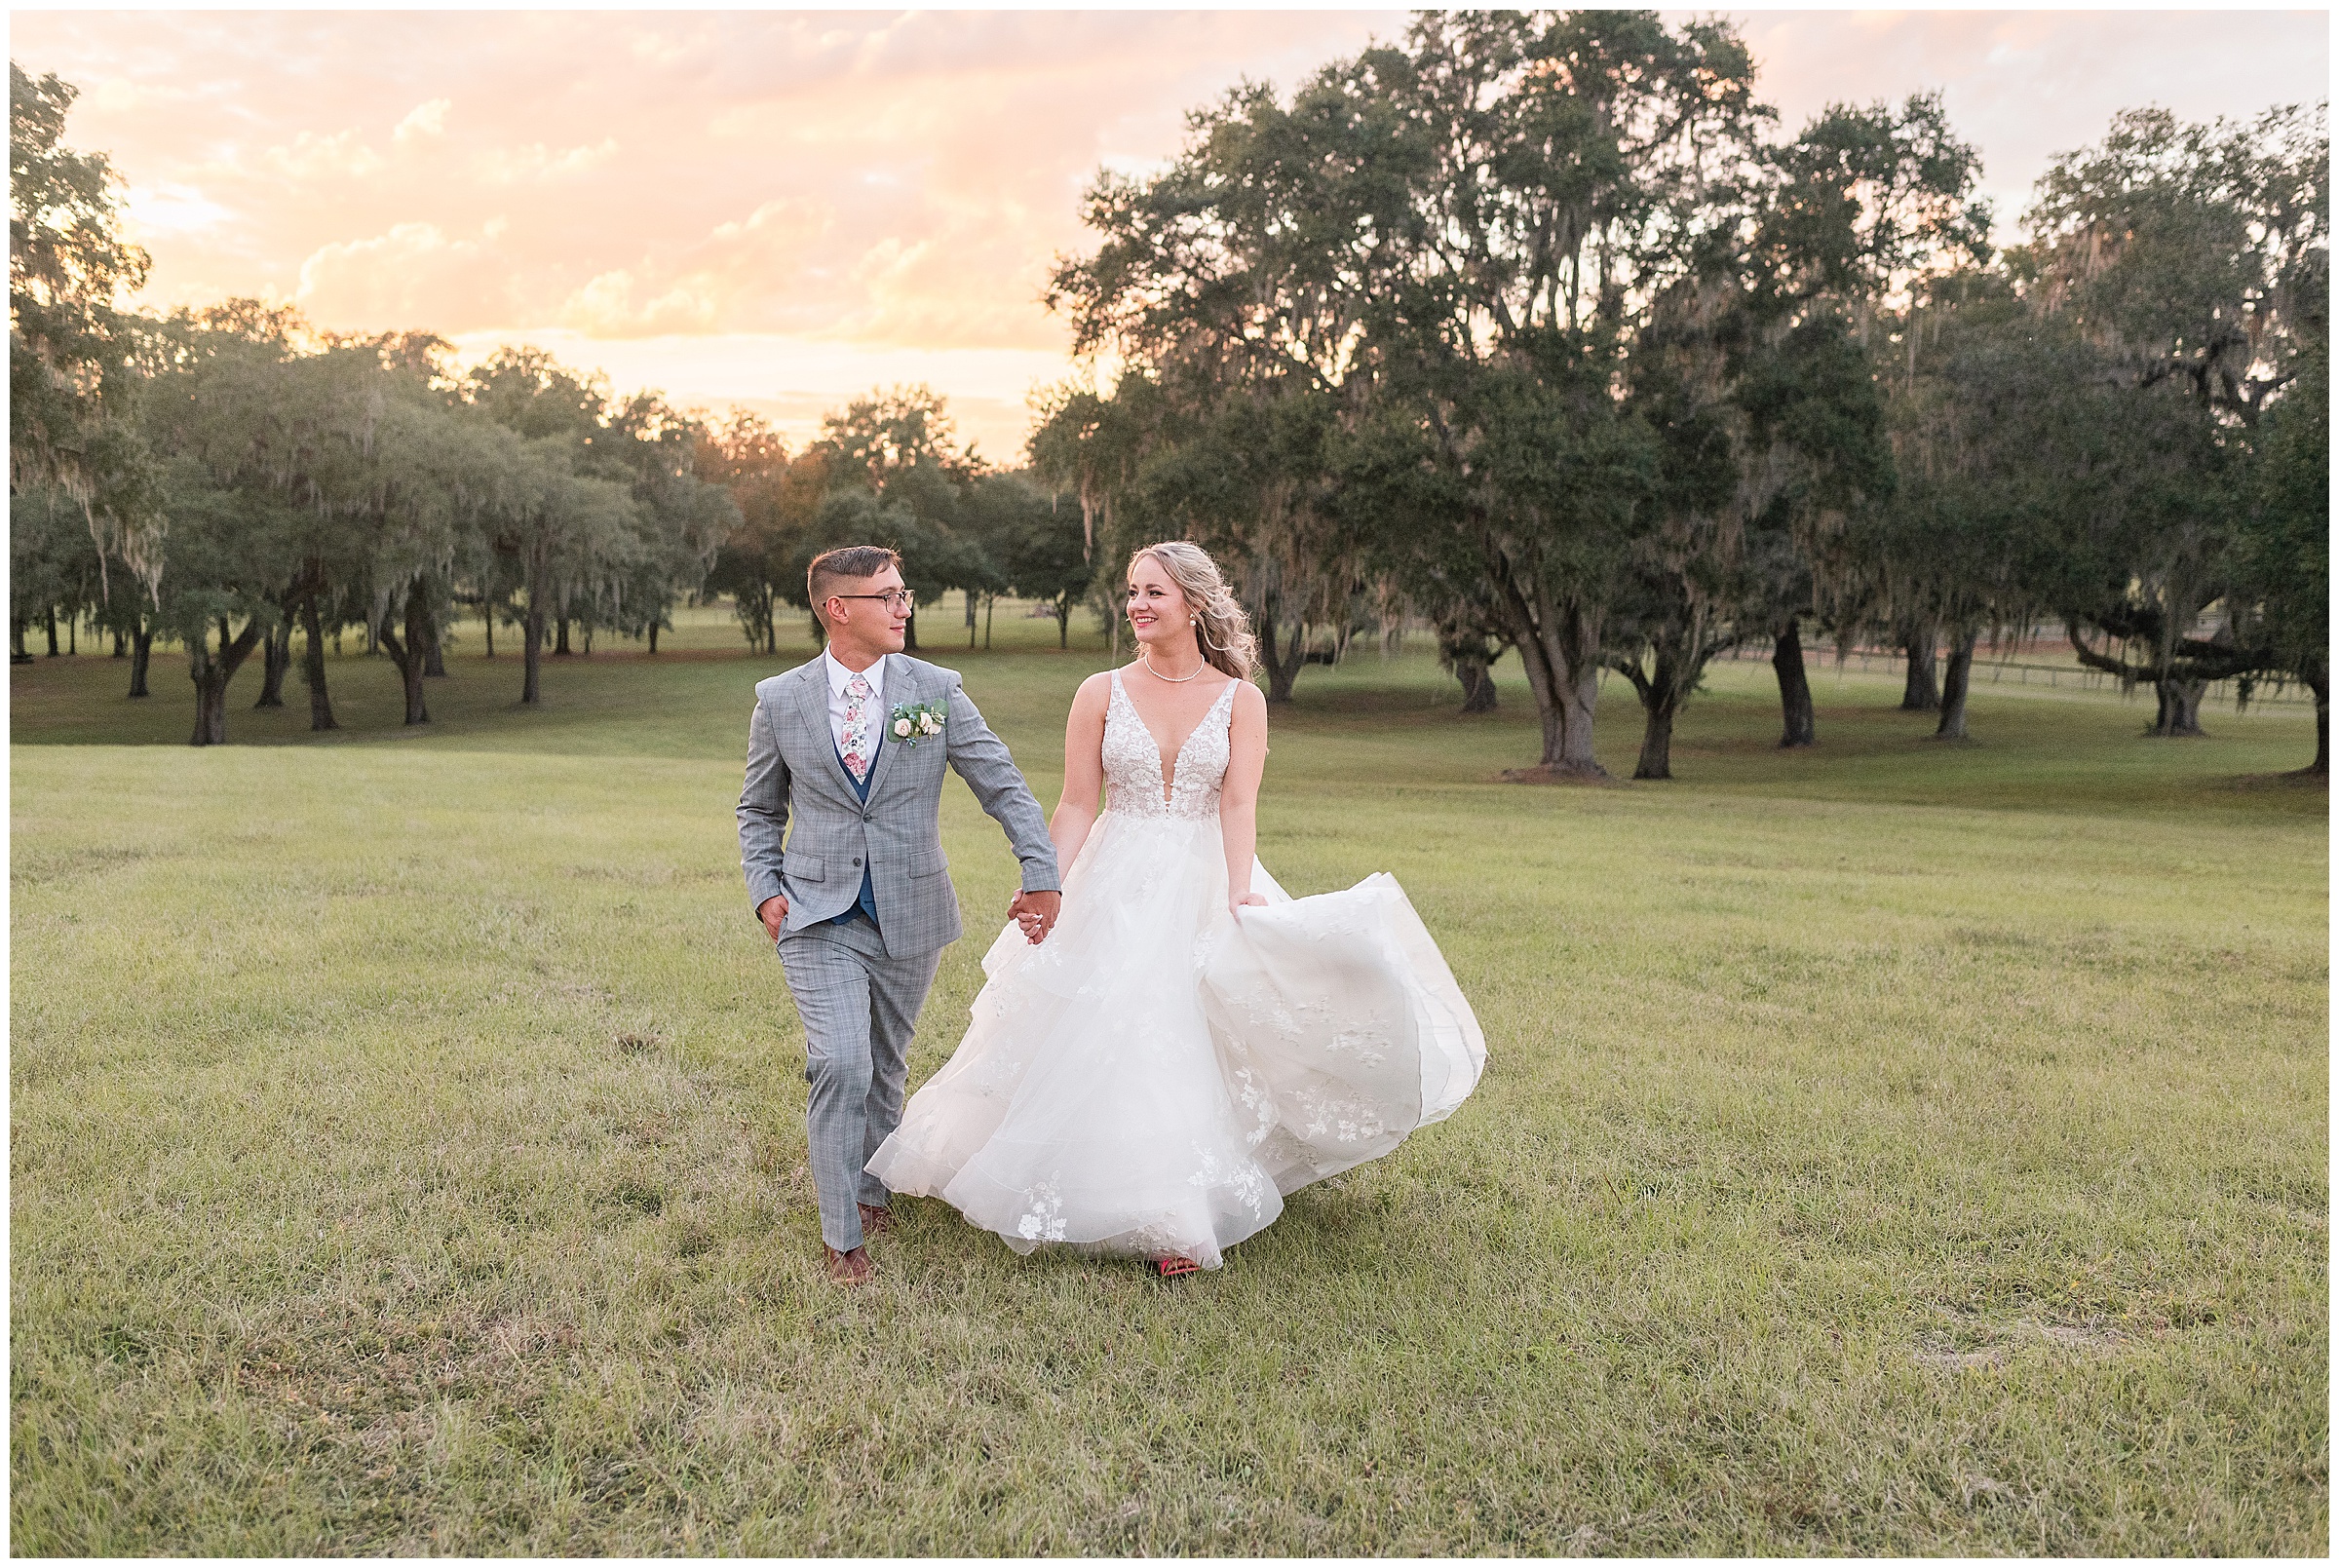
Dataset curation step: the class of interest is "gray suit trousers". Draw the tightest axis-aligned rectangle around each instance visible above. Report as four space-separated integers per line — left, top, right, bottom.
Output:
777 917 943 1251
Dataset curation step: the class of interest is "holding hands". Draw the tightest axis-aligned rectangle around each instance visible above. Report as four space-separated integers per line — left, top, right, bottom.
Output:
760 892 1062 945
1008 889 1061 944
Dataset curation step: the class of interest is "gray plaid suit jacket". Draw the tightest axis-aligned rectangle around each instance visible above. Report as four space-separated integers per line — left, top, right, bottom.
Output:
737 653 1060 958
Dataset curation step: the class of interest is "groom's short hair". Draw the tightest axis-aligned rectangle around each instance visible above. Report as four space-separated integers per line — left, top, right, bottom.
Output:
808 545 904 626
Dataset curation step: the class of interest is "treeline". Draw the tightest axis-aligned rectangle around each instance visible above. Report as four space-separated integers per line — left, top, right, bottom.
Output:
12 19 2328 777
702 386 1091 662
8 64 1091 746
1027 11 2328 776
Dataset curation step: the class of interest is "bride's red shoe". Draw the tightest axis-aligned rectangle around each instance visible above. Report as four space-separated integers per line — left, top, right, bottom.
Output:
1156 1257 1203 1279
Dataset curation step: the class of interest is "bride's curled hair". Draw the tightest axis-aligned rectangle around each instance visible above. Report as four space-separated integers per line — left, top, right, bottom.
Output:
1131 541 1256 681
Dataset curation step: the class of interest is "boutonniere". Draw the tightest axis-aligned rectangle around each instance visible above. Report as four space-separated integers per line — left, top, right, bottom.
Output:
889 699 947 747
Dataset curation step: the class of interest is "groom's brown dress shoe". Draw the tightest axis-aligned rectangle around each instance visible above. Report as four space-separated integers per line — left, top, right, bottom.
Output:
824 1244 874 1285
858 1203 895 1238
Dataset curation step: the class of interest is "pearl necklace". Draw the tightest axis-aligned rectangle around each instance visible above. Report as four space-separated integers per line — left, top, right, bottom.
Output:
1141 651 1205 683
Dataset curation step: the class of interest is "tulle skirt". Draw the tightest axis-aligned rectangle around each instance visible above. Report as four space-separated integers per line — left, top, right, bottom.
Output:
866 808 1485 1268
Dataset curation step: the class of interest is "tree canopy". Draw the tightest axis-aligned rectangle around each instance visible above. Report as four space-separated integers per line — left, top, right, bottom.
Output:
1037 12 2327 774
9 35 2327 774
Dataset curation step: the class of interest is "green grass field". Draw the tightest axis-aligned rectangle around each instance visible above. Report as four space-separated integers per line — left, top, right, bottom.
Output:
11 600 2328 1553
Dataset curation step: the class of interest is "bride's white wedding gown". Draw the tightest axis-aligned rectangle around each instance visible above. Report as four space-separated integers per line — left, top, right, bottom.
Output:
866 669 1485 1268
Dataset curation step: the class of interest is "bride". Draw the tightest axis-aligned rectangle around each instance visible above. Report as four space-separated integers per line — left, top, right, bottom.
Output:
867 541 1484 1274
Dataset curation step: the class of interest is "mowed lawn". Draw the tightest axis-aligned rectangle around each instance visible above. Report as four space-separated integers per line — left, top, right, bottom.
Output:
10 604 2328 1553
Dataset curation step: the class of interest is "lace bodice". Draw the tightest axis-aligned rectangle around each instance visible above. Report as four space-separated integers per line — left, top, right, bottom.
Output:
1103 669 1239 822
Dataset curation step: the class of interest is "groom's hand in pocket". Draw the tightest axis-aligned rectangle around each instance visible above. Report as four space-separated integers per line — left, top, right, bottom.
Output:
757 895 788 942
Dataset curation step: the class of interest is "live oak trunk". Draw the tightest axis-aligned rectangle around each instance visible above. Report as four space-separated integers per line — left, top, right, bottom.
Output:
422 605 446 676
44 609 58 657
1455 656 1498 713
299 585 338 731
1496 582 1605 779
521 554 548 705
1257 607 1308 704
111 629 126 658
11 619 30 663
1612 634 1718 782
188 617 266 746
1933 630 1977 741
375 585 432 726
1629 667 1684 781
2065 618 2235 742
1054 596 1072 650
733 581 772 655
127 622 153 698
254 617 291 708
2150 675 2207 737
1773 620 1817 748
647 623 660 654
555 616 571 656
1900 628 1939 711
902 607 919 653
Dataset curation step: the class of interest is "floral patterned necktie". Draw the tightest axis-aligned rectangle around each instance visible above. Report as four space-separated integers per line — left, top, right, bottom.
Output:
841 672 873 783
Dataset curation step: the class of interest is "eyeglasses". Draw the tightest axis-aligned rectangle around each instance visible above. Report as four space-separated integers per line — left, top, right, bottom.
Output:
830 589 915 612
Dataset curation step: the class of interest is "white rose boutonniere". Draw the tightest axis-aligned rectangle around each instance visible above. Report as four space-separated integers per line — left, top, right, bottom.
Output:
889 699 948 748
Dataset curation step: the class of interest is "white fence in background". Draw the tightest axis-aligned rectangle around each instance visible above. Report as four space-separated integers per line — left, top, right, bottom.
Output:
1714 643 2315 708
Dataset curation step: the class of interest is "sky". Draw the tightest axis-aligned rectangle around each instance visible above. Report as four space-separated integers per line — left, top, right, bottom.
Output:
11 8 2330 461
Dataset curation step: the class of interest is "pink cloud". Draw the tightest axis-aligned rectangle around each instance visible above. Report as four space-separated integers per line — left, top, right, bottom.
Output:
295 221 523 336
14 8 2325 463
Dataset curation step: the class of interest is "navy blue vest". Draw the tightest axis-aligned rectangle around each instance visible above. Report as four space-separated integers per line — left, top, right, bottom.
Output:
829 739 880 929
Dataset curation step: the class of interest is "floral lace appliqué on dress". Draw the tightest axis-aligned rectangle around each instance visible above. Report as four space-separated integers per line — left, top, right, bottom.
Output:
1101 669 1237 822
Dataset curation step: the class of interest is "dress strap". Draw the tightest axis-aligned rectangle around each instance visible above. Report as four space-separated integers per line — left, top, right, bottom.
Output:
1210 675 1240 725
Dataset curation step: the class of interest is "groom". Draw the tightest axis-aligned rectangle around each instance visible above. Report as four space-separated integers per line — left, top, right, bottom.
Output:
738 545 1061 1285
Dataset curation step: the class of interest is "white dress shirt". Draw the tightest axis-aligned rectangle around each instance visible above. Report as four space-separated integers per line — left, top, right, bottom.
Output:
822 647 886 756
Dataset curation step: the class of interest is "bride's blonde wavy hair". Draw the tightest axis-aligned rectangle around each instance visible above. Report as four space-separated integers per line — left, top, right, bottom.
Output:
1130 540 1256 681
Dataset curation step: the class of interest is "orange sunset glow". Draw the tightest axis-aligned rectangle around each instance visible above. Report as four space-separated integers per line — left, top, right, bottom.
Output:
13 8 2329 461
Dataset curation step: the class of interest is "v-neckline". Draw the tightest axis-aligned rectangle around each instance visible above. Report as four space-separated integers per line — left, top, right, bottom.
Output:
1116 668 1232 803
